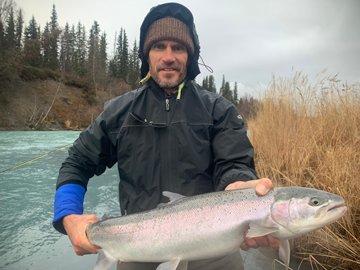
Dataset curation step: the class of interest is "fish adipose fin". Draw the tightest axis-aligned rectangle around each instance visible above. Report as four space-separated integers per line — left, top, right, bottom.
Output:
246 222 280 238
93 249 118 270
279 239 290 270
156 258 187 270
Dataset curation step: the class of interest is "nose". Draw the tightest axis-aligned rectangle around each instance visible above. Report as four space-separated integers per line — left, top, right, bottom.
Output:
162 45 175 63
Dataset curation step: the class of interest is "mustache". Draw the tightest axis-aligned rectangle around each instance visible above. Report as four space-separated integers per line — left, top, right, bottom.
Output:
156 64 181 72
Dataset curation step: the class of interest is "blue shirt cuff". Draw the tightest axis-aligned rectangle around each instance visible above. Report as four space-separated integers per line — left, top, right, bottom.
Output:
53 184 85 226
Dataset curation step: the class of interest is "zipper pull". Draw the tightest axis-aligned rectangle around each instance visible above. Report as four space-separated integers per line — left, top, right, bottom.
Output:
166 99 170 112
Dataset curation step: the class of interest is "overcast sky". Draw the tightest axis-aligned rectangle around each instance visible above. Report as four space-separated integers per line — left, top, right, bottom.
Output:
16 0 360 97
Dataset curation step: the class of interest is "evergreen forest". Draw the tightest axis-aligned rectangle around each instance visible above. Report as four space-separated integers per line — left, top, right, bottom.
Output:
0 1 257 122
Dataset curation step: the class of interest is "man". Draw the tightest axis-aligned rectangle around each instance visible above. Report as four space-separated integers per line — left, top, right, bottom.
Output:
53 3 279 269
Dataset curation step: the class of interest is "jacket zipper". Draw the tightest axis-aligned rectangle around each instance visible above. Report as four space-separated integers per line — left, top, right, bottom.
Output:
166 98 170 112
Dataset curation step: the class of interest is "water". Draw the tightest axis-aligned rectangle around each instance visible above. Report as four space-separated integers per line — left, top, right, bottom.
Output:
0 131 312 270
0 131 119 270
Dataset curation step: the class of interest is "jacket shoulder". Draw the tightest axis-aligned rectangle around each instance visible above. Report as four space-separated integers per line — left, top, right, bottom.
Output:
100 86 147 130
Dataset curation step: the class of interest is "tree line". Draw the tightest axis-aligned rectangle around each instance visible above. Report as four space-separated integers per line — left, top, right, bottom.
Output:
201 74 259 121
0 0 258 120
0 1 140 89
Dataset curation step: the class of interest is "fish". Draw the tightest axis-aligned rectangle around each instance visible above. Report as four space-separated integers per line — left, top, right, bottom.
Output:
86 187 347 270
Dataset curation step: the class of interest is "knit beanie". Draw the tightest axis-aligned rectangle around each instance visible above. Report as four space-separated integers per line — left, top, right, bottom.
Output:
143 16 195 57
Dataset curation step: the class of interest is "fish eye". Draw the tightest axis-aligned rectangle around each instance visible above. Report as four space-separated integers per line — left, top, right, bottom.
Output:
310 197 321 206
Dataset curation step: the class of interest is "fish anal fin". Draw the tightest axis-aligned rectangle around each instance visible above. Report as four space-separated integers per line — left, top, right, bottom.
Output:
156 259 181 270
93 249 118 270
162 191 185 203
279 239 290 270
247 222 279 238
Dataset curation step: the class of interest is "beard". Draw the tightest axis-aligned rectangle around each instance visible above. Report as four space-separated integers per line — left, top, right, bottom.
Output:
151 63 187 90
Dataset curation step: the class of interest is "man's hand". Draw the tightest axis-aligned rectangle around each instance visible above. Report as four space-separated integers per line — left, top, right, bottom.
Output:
63 214 101 256
225 178 280 251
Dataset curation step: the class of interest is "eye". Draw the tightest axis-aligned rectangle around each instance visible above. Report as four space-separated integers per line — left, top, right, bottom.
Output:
152 43 165 50
173 44 185 52
310 197 321 206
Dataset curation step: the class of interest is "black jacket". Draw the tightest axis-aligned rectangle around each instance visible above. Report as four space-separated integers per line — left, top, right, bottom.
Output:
56 79 258 216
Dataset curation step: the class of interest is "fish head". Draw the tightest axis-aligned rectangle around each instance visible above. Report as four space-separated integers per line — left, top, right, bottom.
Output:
270 187 347 238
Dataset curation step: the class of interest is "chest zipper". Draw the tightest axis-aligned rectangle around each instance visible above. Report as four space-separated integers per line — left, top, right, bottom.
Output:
166 99 170 112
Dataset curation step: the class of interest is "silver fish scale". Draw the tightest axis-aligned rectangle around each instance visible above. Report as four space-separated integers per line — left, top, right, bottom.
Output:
87 188 278 263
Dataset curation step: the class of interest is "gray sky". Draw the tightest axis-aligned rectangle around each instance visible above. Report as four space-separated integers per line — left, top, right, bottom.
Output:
16 0 360 97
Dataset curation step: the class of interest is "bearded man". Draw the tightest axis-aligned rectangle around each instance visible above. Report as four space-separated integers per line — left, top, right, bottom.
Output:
53 3 279 270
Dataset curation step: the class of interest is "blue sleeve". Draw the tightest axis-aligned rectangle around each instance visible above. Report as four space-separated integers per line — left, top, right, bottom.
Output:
53 184 85 234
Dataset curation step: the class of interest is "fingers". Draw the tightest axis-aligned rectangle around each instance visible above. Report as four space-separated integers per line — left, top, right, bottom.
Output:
225 178 273 196
255 178 273 196
240 228 280 251
63 214 101 256
225 179 260 191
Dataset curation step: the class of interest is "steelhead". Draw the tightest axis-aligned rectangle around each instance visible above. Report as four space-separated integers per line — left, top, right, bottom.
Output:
86 187 347 270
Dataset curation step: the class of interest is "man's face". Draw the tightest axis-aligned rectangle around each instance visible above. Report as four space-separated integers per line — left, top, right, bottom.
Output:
147 40 188 92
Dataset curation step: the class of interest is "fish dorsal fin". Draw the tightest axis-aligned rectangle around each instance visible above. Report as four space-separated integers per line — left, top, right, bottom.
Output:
279 239 290 270
163 191 185 203
247 222 280 238
157 192 186 208
102 214 114 221
156 259 181 270
93 249 118 270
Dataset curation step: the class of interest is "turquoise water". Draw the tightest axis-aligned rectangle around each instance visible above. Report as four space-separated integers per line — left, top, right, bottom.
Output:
0 131 119 270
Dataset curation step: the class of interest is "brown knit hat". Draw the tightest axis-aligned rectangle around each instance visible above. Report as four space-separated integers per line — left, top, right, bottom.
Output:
143 16 195 57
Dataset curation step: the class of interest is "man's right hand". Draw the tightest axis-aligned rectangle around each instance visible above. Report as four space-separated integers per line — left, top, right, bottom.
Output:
63 214 101 256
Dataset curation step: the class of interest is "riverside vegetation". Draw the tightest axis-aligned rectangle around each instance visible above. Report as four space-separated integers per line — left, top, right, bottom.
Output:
247 69 360 270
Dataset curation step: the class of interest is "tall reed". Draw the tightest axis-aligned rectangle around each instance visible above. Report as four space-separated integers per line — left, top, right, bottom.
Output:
247 69 360 269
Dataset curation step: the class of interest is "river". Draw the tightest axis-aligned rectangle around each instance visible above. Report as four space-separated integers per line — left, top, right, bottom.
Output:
0 131 119 270
0 131 312 270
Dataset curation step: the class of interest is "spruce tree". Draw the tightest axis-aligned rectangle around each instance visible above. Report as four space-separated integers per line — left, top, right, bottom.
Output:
5 7 15 49
23 16 41 67
74 22 86 77
49 4 60 70
208 75 216 93
15 9 23 47
42 22 51 69
219 75 225 96
0 21 4 59
128 38 140 85
223 81 233 102
119 29 129 79
233 82 238 105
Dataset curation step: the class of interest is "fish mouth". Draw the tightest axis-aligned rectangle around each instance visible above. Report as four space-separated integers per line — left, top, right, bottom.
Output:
327 201 347 215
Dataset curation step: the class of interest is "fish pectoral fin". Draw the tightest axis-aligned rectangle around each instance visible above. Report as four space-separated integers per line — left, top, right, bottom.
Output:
156 259 182 270
177 261 188 270
279 239 290 270
163 191 185 203
247 222 280 238
93 249 118 270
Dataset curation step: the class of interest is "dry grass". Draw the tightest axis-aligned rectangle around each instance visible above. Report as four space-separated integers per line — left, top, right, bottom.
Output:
247 69 360 269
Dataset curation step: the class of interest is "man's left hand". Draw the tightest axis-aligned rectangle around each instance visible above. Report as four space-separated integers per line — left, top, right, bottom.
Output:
225 178 280 251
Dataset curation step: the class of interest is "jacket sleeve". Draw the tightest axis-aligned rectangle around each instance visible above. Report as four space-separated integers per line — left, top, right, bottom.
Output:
53 105 118 234
56 109 118 191
211 97 259 191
